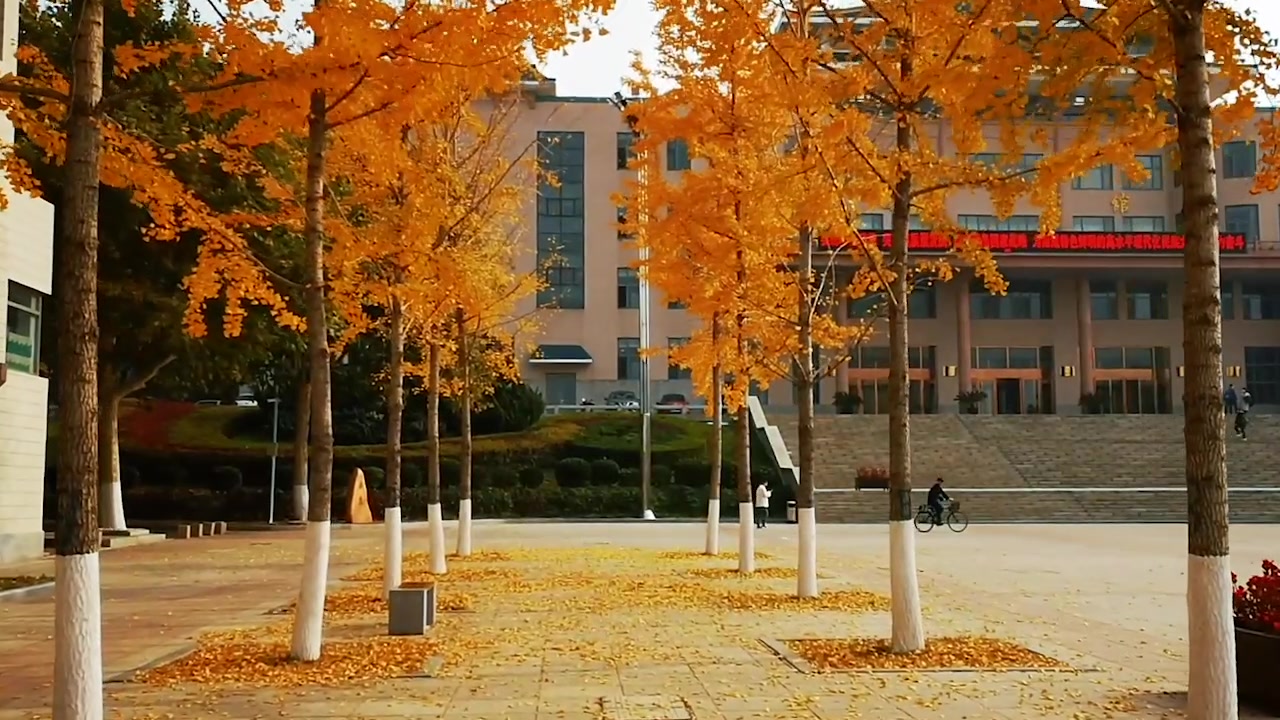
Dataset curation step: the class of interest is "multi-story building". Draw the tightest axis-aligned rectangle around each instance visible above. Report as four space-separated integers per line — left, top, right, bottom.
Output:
509 77 1280 415
0 1 57 563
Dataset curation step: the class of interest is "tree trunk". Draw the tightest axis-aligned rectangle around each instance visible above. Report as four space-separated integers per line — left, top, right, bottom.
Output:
426 341 447 574
734 253 754 574
382 294 405 599
96 380 125 532
888 93 925 653
795 224 817 598
291 374 311 521
455 308 474 557
54 0 105 715
706 317 723 555
1172 3 1236 716
290 88 334 663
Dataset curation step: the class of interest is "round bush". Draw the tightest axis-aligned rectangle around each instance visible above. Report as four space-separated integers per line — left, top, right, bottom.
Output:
518 466 545 489
673 459 711 488
589 459 621 486
651 464 673 487
211 465 244 492
440 458 462 487
489 466 519 489
554 458 591 488
401 463 425 489
361 466 386 489
620 467 641 486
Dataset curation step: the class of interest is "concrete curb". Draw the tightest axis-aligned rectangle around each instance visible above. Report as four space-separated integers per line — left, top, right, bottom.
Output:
0 581 54 603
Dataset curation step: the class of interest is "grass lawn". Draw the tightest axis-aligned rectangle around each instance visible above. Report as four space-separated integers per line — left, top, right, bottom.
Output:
49 401 725 462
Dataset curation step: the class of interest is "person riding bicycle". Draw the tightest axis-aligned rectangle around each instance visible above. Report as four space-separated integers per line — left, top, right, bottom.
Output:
927 477 950 525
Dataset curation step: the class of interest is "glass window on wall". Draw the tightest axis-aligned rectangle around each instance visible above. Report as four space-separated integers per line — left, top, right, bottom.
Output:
1224 205 1260 247
1121 216 1166 232
908 284 936 319
667 337 691 380
1089 280 1119 320
665 139 691 171
859 213 884 230
1223 141 1257 179
5 282 42 375
971 279 1053 319
616 337 641 380
617 268 640 309
1222 281 1235 320
1072 164 1114 190
616 131 636 170
1245 346 1280 405
1072 216 1115 232
1242 282 1280 320
1126 281 1169 320
1122 155 1164 190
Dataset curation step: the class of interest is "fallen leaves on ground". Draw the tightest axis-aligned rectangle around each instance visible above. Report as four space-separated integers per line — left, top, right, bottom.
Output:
787 637 1069 671
657 550 774 561
137 629 450 687
0 574 52 591
345 559 520 583
681 566 798 580
316 587 473 618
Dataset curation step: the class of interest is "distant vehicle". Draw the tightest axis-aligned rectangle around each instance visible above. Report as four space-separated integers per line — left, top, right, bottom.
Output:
605 390 638 407
657 393 688 415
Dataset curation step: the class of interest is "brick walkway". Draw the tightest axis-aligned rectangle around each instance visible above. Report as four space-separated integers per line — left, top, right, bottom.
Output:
0 522 1277 719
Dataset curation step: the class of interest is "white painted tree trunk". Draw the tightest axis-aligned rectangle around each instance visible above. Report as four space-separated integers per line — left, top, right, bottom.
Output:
290 520 331 661
737 501 755 573
704 498 720 555
797 507 818 597
456 499 472 557
99 479 125 532
1187 555 1237 718
428 503 447 574
383 507 402 600
54 552 103 720
293 486 309 524
889 519 926 652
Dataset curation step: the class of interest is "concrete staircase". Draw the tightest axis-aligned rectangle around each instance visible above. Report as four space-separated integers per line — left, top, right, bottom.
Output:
767 413 1280 523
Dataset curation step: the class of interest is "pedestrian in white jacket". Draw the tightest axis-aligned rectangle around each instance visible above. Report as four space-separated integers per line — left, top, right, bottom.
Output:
754 481 772 529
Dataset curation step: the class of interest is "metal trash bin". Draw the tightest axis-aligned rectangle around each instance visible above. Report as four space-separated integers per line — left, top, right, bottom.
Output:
786 500 798 523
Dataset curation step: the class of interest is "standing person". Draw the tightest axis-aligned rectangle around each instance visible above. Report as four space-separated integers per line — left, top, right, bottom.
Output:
754 480 772 529
1225 384 1238 415
1243 386 1254 410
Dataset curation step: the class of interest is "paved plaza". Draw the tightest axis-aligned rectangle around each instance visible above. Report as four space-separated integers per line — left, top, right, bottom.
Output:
1 521 1277 719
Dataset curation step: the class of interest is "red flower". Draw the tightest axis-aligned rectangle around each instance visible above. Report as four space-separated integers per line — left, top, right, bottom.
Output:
1234 560 1280 634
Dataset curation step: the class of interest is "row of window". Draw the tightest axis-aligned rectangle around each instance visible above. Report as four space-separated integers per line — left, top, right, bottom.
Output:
615 337 695 381
616 133 691 172
5 282 41 375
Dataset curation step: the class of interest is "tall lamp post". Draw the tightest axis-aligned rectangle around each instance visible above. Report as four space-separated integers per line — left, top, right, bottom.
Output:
609 91 656 521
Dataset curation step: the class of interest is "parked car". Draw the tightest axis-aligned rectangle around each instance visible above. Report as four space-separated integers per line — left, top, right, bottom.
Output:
657 393 688 415
604 390 639 409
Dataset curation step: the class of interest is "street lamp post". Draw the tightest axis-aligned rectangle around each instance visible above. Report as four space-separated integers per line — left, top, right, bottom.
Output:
610 91 656 521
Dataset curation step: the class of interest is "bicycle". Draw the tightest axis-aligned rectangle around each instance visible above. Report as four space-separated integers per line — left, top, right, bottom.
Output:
914 500 968 533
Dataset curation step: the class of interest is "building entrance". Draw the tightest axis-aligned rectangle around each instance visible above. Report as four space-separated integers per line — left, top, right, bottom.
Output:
969 345 1055 414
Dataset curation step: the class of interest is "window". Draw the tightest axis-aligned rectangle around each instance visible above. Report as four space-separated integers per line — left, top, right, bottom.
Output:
1224 205 1260 247
970 346 1041 369
908 284 937 319
909 214 928 230
617 338 641 380
536 132 586 309
958 215 1039 231
1121 216 1166 232
1223 281 1235 320
666 139 691 171
1072 164 1113 190
1126 281 1169 320
970 279 1052 319
1245 346 1280 405
6 282 41 375
1089 280 1119 320
859 213 884 230
617 267 640 309
616 205 630 239
667 337 691 379
969 153 1041 173
1094 346 1164 370
545 373 578 406
1242 283 1280 320
1073 216 1115 232
1223 141 1257 179
1122 155 1163 190
616 131 636 170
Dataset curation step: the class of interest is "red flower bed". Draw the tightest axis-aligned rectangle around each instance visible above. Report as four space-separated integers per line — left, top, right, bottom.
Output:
119 400 198 449
1234 559 1280 633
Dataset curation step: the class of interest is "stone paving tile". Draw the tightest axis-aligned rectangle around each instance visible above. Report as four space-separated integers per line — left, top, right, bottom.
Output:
2 522 1279 718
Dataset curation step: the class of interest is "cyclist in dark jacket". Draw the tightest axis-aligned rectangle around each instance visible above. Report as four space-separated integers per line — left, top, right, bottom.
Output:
927 478 949 525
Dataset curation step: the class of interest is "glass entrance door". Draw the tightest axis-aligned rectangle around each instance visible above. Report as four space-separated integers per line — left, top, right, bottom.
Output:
978 378 1041 414
1097 378 1161 414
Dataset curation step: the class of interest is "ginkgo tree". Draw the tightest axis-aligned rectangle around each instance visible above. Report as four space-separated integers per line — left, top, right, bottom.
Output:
181 0 614 663
1034 1 1278 715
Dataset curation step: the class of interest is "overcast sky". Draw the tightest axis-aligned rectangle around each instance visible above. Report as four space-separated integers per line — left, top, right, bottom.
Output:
540 0 1280 99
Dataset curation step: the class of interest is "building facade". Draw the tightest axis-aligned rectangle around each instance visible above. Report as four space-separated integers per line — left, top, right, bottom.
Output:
509 80 1280 414
0 0 57 564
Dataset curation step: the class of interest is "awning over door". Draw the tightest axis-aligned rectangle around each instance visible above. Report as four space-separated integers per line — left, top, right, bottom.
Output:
529 344 593 364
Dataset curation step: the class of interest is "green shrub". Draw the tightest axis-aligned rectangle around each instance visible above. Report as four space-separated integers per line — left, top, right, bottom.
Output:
518 466 545 488
619 467 640 487
361 466 386 490
589 458 621 485
211 466 243 492
565 414 710 467
488 466 519 489
673 459 711 488
402 462 425 489
651 464 673 487
439 458 462 487
554 458 591 488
